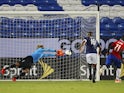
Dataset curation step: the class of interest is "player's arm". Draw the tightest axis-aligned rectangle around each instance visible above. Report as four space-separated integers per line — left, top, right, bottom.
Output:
39 53 56 59
43 54 56 57
42 48 64 56
96 41 102 55
79 39 87 53
97 45 101 55
106 43 114 55
42 48 56 52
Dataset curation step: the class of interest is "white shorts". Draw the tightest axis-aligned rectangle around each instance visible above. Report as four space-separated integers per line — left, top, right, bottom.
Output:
86 53 97 64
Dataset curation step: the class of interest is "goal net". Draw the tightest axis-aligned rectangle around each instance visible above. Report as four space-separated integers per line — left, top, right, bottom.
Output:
0 11 99 81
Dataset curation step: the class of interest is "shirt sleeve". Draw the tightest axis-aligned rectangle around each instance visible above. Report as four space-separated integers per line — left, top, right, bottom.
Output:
39 54 44 59
43 54 56 57
42 48 56 52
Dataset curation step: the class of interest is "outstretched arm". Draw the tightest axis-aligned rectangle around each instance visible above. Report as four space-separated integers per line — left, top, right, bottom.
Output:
96 41 101 55
42 48 56 52
98 46 101 55
39 53 56 59
79 39 86 53
43 54 56 57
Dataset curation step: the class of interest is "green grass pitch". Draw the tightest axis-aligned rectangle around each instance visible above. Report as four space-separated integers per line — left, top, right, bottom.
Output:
0 80 123 93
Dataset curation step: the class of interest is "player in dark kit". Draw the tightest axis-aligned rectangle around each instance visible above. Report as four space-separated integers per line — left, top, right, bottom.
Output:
80 32 101 83
0 45 64 81
100 35 124 83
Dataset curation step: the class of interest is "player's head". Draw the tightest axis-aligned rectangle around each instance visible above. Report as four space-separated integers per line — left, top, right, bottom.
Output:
87 31 93 37
37 45 44 49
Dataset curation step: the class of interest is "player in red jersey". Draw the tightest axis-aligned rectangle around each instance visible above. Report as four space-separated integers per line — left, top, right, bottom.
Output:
100 35 124 83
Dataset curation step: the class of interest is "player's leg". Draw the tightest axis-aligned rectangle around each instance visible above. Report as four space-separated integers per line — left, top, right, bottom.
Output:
0 62 20 75
120 63 124 77
12 56 33 81
86 54 92 80
0 57 28 75
91 53 97 83
88 64 92 80
12 60 32 81
92 64 96 83
12 68 30 81
99 54 112 75
114 58 121 83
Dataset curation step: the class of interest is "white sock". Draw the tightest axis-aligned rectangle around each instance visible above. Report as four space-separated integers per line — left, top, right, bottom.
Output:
116 68 121 80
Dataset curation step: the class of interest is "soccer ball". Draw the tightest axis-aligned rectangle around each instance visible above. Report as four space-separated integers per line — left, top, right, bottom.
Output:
65 50 72 55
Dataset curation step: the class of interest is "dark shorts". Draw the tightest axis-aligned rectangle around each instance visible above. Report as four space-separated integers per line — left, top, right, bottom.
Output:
19 56 33 69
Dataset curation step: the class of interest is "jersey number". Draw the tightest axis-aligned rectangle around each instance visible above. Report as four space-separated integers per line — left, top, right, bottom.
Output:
114 44 121 52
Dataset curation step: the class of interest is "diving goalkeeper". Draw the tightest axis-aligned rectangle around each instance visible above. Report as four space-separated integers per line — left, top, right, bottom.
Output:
0 45 64 81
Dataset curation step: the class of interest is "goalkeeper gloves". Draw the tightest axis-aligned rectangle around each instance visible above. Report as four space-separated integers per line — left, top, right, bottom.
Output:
56 49 64 56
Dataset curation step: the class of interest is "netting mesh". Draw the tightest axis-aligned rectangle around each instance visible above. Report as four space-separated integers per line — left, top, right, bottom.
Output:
0 12 98 80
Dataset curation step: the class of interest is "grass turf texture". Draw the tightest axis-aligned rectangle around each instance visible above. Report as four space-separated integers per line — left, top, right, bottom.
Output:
0 80 123 93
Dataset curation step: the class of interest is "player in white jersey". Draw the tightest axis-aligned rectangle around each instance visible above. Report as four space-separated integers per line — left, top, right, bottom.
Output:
80 32 101 83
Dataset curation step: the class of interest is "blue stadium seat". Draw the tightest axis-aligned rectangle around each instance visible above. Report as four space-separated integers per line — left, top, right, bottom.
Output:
100 23 106 30
99 0 106 5
100 17 111 24
82 0 124 6
2 0 58 6
6 0 19 5
116 0 124 6
38 5 63 11
0 0 8 5
31 0 57 5
82 0 113 6
100 31 113 37
118 23 124 31
112 17 124 24
5 0 33 5
81 0 95 6
17 0 32 5
108 23 118 31
103 0 116 6
100 22 118 31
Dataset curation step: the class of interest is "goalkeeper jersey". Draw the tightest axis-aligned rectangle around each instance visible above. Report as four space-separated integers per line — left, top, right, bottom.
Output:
31 48 56 63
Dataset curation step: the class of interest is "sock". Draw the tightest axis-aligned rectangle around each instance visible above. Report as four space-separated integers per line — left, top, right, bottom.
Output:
92 65 96 80
116 68 121 80
88 64 92 77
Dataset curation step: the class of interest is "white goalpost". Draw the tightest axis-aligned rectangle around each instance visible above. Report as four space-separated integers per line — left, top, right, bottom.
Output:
0 11 100 81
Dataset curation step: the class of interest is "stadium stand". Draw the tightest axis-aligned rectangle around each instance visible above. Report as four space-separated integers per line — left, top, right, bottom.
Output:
82 0 124 6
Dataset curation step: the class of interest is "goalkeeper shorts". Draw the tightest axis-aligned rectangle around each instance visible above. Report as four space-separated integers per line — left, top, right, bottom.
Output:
19 56 33 69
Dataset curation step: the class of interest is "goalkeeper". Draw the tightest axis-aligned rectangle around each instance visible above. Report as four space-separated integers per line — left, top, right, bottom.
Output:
0 45 64 81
